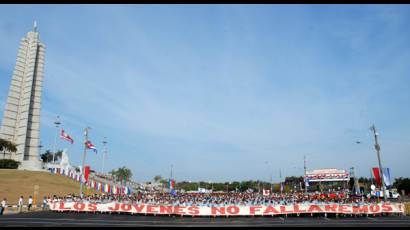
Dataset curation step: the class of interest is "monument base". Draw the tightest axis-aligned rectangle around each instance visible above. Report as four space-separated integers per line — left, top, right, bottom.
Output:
19 159 44 171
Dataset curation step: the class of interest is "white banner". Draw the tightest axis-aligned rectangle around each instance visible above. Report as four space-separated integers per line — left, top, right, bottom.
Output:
49 202 405 216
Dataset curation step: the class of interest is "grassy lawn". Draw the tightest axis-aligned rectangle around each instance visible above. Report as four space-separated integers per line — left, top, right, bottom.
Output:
0 169 99 205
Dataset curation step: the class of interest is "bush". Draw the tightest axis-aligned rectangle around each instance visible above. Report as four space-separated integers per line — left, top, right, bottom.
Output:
0 159 21 169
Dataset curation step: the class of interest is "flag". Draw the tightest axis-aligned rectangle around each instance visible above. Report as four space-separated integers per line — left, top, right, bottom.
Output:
305 179 310 187
263 189 270 196
84 166 90 182
372 168 382 188
169 179 175 190
280 183 284 192
85 140 97 153
382 168 392 188
60 129 74 144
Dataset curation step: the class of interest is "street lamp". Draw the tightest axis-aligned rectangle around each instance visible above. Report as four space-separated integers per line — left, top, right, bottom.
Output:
102 137 107 174
52 116 61 163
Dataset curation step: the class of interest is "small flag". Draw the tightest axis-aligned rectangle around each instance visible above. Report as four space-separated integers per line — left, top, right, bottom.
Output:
60 129 74 144
305 179 310 187
85 140 97 153
169 179 175 190
382 168 392 188
263 189 270 196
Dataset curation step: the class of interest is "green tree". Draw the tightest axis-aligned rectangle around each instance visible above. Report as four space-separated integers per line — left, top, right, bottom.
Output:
0 138 17 159
40 150 53 163
393 177 410 195
110 166 133 184
54 150 63 162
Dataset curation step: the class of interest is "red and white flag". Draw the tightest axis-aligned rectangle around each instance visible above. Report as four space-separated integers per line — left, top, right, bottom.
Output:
263 189 270 196
60 129 74 144
85 140 97 153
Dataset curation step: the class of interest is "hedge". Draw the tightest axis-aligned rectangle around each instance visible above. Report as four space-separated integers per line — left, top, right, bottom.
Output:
0 159 21 169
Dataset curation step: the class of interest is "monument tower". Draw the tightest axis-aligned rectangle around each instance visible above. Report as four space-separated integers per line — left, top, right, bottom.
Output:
0 22 45 170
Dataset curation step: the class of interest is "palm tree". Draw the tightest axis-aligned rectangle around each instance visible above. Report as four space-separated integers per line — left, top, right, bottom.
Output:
117 166 133 184
40 150 54 163
109 167 133 185
54 150 63 162
0 138 17 159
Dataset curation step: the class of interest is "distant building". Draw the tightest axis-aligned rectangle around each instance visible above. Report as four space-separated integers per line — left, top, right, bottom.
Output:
0 22 45 170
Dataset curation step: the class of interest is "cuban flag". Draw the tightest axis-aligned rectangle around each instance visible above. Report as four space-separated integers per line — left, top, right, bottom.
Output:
60 129 74 144
85 140 97 153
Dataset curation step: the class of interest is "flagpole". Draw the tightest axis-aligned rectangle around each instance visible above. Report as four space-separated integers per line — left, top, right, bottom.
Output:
370 124 387 202
52 116 61 163
280 168 282 195
80 127 90 197
102 137 107 175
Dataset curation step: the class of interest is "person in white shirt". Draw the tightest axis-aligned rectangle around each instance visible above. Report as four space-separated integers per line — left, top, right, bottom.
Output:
42 197 48 210
18 196 23 213
28 196 33 211
1 198 7 215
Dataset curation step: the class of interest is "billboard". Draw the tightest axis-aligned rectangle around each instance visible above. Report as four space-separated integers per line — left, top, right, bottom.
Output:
304 168 349 182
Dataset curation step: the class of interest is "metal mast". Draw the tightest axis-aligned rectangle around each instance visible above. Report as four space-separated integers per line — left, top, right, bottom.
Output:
304 155 307 194
102 137 107 174
79 127 90 197
370 124 387 202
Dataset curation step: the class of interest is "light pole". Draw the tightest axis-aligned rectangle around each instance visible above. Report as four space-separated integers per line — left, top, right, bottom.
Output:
52 116 61 163
170 164 173 180
304 155 307 194
280 168 283 195
265 161 273 192
102 137 107 174
370 124 387 202
79 127 90 197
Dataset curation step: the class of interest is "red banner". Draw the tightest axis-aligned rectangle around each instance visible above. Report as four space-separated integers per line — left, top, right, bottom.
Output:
372 167 382 187
84 166 90 182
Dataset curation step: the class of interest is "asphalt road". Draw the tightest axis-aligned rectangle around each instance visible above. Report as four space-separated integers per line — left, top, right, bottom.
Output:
1 211 409 227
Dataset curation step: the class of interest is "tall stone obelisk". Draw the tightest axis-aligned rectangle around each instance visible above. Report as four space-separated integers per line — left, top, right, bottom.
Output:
0 22 45 170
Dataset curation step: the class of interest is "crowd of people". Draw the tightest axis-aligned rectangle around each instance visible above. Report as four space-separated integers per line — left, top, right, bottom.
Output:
0 195 35 215
2 187 399 215
47 189 388 207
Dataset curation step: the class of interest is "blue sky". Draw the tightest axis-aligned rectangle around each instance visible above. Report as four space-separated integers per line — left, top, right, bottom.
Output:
0 4 409 182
